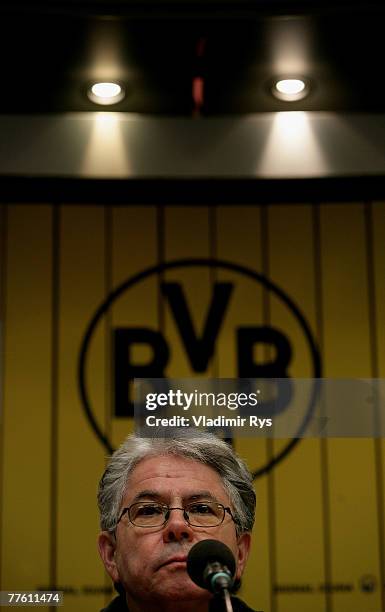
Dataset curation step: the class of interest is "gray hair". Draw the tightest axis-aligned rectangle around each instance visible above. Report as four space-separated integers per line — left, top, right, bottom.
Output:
98 430 256 535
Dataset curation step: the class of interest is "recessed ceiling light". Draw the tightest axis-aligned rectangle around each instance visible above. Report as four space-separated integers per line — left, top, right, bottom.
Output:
87 82 125 105
272 78 310 102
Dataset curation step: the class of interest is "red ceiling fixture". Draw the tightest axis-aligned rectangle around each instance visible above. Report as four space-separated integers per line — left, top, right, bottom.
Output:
192 37 207 116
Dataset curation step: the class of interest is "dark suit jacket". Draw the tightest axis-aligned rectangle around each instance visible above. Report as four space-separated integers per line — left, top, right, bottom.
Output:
101 593 261 611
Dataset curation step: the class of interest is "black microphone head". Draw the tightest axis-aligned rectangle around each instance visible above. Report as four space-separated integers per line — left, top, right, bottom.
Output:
187 539 236 590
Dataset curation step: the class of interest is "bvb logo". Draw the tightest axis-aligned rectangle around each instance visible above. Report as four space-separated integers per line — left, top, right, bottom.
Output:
78 258 321 480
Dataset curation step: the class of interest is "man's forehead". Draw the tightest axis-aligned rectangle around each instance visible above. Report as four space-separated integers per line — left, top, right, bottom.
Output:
124 454 229 501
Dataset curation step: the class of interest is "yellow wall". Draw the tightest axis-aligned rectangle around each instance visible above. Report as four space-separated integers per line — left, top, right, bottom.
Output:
0 202 384 612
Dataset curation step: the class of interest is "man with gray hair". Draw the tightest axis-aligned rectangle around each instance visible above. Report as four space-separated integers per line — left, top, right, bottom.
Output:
98 430 258 611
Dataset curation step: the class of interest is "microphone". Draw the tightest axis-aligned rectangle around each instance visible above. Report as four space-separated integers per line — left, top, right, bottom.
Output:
187 539 236 595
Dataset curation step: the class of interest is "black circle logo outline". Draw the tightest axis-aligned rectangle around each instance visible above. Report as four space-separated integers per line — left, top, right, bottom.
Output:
78 257 322 480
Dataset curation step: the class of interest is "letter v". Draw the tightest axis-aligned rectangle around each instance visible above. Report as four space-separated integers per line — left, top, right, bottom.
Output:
161 281 233 371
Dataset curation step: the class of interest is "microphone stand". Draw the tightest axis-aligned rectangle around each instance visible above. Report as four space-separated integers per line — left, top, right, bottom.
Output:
207 565 234 612
222 588 234 612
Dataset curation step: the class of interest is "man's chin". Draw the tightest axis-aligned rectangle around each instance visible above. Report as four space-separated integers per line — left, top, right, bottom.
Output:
152 570 209 602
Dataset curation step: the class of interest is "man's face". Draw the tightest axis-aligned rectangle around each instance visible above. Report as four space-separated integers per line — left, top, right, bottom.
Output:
98 455 251 610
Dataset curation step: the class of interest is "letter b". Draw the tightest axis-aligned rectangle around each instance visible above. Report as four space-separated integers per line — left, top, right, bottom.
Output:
237 326 293 417
113 328 169 417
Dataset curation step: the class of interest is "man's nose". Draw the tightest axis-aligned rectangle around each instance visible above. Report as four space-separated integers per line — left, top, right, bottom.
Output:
162 507 194 542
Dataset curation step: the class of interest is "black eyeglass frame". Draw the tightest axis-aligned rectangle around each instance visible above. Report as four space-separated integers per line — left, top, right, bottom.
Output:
116 501 239 529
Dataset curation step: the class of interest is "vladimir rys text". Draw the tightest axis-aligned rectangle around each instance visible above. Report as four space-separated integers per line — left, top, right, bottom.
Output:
145 414 272 428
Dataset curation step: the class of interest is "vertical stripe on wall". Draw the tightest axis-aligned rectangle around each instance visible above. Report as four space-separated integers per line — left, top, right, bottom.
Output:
0 204 7 590
110 206 158 448
215 206 269 612
313 204 333 612
371 201 385 612
57 206 107 612
49 206 60 601
1 205 53 590
320 203 381 612
261 205 277 612
164 206 212 377
268 205 325 612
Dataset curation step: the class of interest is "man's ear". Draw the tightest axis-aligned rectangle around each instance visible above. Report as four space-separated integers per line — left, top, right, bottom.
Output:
98 531 120 583
235 532 251 579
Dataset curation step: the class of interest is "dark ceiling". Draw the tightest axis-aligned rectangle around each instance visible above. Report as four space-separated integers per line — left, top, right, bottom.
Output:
1 0 385 114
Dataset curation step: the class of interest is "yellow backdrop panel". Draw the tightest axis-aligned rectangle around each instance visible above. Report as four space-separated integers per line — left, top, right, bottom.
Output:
0 201 384 612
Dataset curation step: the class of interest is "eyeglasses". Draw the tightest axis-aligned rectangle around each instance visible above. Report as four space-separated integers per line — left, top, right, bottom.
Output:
116 501 238 529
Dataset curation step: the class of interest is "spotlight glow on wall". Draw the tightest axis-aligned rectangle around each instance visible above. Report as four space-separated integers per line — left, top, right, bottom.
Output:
87 82 125 105
272 78 310 102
